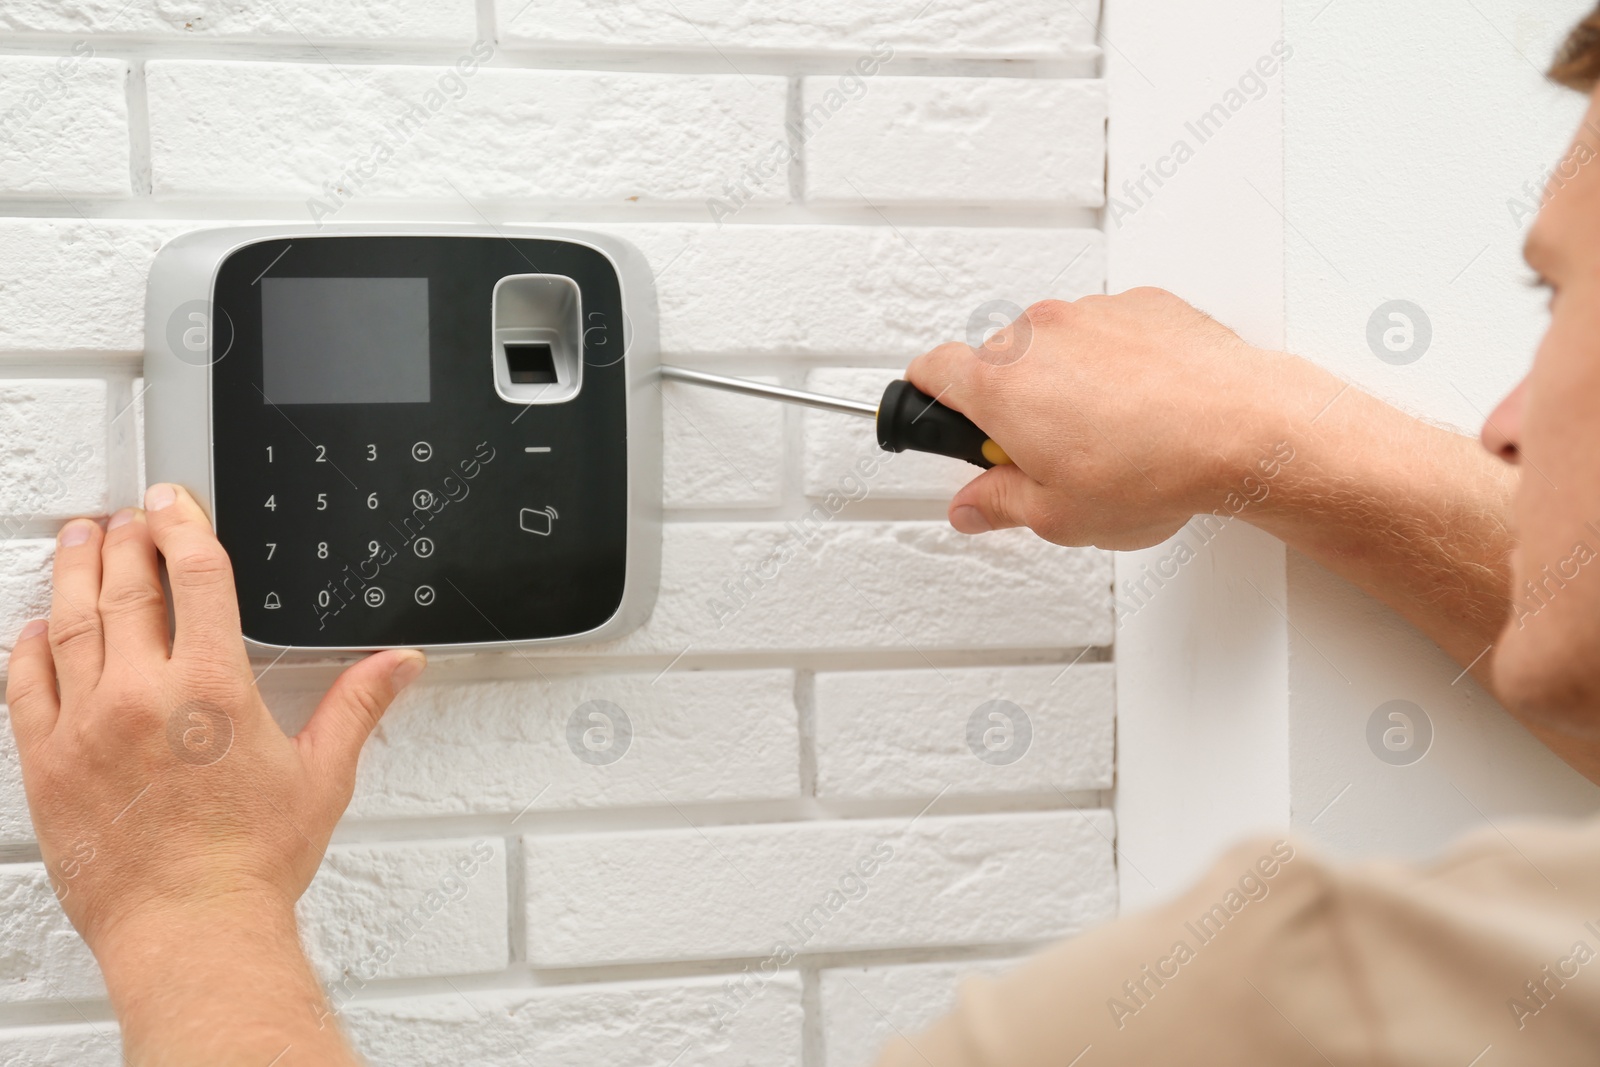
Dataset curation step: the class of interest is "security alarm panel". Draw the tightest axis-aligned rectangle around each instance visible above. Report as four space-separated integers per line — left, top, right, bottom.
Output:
145 226 661 656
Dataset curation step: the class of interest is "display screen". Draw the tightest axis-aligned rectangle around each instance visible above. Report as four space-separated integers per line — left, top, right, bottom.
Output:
260 277 431 405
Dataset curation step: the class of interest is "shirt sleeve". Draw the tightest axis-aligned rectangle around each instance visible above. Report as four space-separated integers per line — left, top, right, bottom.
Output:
870 819 1600 1067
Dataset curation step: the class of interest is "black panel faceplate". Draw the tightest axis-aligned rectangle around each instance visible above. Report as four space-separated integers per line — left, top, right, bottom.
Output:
211 236 629 648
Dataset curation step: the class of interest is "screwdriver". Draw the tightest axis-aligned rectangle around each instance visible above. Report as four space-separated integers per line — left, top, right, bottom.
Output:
660 366 1011 469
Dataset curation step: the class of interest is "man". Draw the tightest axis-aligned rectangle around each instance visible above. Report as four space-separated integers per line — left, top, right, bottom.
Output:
11 10 1600 1065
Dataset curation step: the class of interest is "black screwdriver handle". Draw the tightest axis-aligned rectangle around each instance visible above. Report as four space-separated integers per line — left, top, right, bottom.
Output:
876 381 1011 470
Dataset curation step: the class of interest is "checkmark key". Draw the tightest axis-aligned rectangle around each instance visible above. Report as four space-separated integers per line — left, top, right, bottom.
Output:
414 584 437 606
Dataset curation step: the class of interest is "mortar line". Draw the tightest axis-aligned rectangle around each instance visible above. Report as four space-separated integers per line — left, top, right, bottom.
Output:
0 942 1049 1028
0 197 1103 230
505 833 528 964
474 0 499 48
801 964 826 1067
0 39 1102 79
796 668 819 798
786 74 807 205
123 58 153 196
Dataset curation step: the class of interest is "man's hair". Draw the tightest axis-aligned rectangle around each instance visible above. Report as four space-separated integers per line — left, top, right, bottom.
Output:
1552 5 1600 89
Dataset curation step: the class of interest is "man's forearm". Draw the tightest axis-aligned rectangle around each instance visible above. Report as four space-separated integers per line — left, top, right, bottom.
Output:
96 894 361 1067
1237 356 1600 782
1245 360 1516 669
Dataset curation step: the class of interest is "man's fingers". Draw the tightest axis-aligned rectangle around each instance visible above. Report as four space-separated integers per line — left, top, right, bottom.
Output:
48 519 106 701
6 619 60 748
296 651 425 789
97 509 171 670
906 341 986 419
143 484 244 663
948 464 1056 539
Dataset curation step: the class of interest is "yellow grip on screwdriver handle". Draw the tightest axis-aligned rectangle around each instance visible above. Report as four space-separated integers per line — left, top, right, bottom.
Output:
876 381 1011 469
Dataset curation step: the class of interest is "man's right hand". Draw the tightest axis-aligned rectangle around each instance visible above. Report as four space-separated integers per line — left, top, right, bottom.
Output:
905 288 1333 550
905 291 1600 778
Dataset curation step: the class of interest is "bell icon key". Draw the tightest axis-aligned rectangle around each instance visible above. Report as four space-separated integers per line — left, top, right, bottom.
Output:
264 592 282 610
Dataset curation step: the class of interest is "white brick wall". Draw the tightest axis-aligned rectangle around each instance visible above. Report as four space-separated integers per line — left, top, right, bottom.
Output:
146 63 790 203
342 671 801 819
663 378 785 509
1 2 478 43
0 8 1114 1063
814 664 1115 799
339 977 805 1067
0 54 131 198
0 380 108 521
803 78 1107 205
0 542 54 677
821 960 1016 1067
524 811 1115 966
495 1 1097 59
0 219 1104 356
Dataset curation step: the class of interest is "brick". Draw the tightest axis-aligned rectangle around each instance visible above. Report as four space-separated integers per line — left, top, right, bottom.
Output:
814 664 1114 799
297 838 508 984
341 975 803 1067
0 55 130 199
0 1 476 43
804 77 1106 205
337 671 799 820
0 380 108 522
0 720 27 846
802 368 969 500
615 224 1105 358
497 0 1096 58
524 811 1116 965
0 864 104 1003
664 377 785 509
0 540 53 680
0 839 508 1003
0 219 191 354
0 1023 121 1067
146 62 788 204
820 959 1019 1067
590 521 1111 656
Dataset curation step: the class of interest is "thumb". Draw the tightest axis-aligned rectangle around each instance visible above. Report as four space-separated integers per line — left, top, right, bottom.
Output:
297 649 426 785
949 464 1052 537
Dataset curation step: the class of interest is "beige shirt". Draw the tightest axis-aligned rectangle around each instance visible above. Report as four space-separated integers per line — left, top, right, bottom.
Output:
874 818 1600 1066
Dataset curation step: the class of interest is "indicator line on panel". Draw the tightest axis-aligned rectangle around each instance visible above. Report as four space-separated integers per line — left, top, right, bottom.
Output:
251 244 293 285
524 446 552 453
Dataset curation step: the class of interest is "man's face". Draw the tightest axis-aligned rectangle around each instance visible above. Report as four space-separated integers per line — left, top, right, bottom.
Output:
1486 85 1600 731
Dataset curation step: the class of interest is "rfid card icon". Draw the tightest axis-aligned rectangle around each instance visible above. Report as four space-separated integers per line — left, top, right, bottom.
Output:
520 505 559 536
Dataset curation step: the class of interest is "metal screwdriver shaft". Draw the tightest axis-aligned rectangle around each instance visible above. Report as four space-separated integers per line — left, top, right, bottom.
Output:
659 365 879 419
659 365 1011 470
